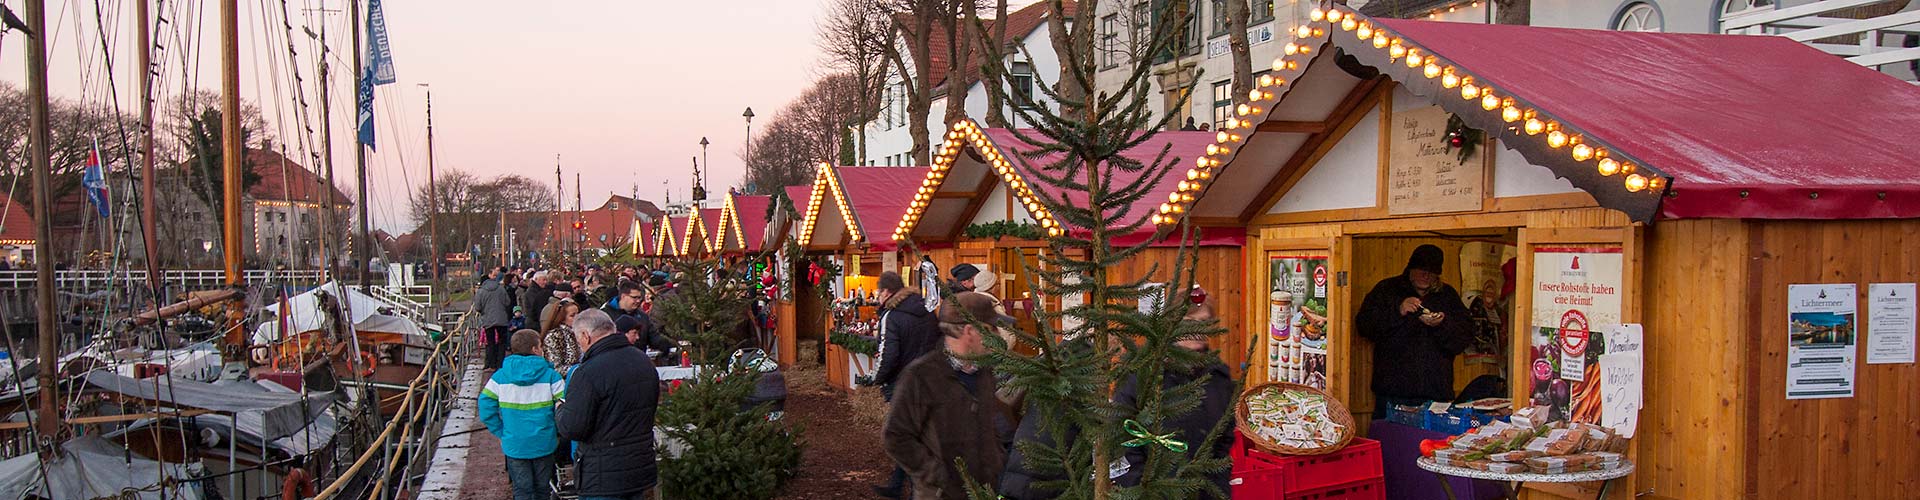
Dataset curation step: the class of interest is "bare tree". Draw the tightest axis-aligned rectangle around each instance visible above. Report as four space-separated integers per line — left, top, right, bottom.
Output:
1495 0 1530 25
410 171 556 261
741 74 864 192
1226 0 1253 105
818 0 892 162
977 0 1012 128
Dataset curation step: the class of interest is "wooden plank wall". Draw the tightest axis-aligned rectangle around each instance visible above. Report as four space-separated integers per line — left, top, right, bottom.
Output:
1744 219 1920 499
1107 246 1248 377
1635 219 1749 500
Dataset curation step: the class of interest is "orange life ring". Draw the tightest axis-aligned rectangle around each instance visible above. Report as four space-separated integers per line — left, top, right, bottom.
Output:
282 468 316 499
357 350 379 377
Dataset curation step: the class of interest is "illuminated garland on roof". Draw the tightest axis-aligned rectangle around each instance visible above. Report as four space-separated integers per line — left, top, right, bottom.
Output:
893 119 1062 243
630 219 646 256
682 210 707 255
798 163 864 246
1156 3 1671 226
716 196 750 251
656 219 678 256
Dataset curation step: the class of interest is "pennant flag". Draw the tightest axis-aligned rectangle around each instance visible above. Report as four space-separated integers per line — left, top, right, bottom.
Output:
81 142 110 218
356 0 397 150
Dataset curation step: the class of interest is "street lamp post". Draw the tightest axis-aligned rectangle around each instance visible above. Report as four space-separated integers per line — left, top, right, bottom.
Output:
743 107 755 178
698 137 710 206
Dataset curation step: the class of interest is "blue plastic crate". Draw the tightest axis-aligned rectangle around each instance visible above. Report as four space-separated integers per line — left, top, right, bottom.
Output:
1386 405 1425 428
1422 411 1472 434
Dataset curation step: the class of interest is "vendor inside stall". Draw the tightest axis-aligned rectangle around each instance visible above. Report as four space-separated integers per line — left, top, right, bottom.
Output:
1357 244 1474 416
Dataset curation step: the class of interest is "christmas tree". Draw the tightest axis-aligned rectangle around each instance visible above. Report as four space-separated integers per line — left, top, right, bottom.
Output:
653 259 804 499
952 1 1237 498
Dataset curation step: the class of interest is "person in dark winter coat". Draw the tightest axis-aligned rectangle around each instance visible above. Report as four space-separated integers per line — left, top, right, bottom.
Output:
948 264 981 295
1112 305 1236 499
554 309 660 499
868 272 940 498
1356 244 1474 415
519 271 556 329
884 292 1011 500
997 336 1093 500
475 276 514 369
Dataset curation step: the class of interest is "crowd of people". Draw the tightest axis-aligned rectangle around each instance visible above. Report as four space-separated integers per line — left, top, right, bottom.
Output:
473 263 691 500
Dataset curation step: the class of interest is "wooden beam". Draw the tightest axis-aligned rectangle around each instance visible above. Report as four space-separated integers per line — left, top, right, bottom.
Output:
1236 77 1390 223
947 165 1002 242
1255 120 1329 134
931 192 974 199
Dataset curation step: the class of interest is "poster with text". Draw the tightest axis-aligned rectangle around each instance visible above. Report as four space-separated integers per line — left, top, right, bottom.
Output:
1866 283 1916 364
1269 255 1331 389
1788 284 1857 399
1529 247 1623 423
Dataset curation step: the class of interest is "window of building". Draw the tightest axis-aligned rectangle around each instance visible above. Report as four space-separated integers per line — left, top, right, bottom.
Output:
882 83 894 130
191 212 202 222
1211 80 1233 131
1613 2 1663 32
1010 61 1036 108
1721 0 1772 17
1211 0 1228 37
1132 2 1151 60
1101 14 1120 69
1252 0 1274 23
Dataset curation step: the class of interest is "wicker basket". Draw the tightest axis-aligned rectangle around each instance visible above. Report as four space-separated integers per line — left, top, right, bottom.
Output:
1235 381 1356 456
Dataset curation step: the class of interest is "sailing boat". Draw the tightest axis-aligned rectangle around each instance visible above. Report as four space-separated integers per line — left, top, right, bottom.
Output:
0 0 457 497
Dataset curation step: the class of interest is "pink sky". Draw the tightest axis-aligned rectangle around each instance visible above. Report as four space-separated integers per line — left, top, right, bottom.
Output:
3 0 829 232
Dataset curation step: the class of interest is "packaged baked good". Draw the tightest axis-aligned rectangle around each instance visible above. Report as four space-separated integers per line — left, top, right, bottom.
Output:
1486 462 1528 474
1489 450 1540 462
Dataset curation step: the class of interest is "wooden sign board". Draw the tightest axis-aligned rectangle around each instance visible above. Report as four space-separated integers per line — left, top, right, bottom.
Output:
1387 105 1486 215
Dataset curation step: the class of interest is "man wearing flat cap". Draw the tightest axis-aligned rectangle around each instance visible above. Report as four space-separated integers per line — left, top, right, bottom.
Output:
948 264 982 295
1356 244 1474 417
883 292 1013 499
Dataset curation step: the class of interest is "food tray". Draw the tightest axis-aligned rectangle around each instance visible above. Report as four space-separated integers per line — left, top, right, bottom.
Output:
1235 381 1356 456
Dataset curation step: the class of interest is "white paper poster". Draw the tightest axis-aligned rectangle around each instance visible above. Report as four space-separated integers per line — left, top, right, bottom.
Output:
1787 284 1857 399
1598 324 1643 438
1867 283 1916 364
882 252 899 274
1059 274 1085 332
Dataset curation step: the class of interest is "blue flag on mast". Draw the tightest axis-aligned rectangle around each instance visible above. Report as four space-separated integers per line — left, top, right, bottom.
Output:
82 142 110 218
357 0 397 150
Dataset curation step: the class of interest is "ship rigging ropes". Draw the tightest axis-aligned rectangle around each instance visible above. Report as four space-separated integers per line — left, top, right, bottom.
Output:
315 314 468 500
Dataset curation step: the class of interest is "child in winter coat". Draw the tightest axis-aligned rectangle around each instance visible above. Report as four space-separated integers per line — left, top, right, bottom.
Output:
479 330 567 500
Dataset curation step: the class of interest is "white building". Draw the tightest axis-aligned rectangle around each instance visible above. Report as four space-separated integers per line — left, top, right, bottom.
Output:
859 1 1072 167
1091 0 1916 130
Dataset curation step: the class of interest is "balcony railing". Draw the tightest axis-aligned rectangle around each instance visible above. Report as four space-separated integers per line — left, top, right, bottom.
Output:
1722 0 1920 82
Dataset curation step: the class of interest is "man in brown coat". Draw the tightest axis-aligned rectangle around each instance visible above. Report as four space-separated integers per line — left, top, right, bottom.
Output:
883 292 1010 500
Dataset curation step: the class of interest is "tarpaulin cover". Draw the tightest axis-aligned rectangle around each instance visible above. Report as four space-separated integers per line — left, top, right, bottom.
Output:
1378 19 1920 219
982 129 1238 246
105 378 340 458
0 436 203 500
84 371 332 440
257 281 423 338
833 166 931 252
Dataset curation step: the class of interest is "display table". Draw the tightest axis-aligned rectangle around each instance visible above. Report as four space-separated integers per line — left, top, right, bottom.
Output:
1415 457 1634 500
1370 420 1505 500
658 365 702 381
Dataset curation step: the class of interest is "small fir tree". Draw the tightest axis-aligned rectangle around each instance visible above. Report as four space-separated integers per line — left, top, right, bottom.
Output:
653 259 804 499
948 1 1237 498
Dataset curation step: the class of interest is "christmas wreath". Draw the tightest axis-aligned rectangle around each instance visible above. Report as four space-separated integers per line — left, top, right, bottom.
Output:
1444 114 1482 165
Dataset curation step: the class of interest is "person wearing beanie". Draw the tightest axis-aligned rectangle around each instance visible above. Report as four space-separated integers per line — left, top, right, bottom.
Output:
1108 303 1235 498
1356 244 1474 417
948 264 981 295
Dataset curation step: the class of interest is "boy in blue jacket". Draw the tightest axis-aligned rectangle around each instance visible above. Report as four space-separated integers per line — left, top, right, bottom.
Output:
479 329 567 500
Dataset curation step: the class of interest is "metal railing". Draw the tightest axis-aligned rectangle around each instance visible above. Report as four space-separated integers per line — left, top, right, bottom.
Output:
1722 0 1920 82
365 284 434 323
0 269 328 290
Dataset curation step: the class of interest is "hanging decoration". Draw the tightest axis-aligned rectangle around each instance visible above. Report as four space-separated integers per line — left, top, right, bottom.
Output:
1444 113 1482 165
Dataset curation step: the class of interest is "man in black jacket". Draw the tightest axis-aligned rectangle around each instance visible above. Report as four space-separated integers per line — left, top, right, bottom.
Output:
554 309 660 499
867 272 938 498
1112 305 1236 499
1356 244 1474 417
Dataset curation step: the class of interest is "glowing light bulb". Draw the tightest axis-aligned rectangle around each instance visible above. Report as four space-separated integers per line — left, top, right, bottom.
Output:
1460 80 1478 99
1296 25 1313 38
1442 72 1460 89
1547 130 1569 148
1160 203 1173 214
1572 143 1593 161
1249 89 1269 101
1357 24 1373 40
1169 192 1182 203
1197 169 1212 180
1259 74 1276 87
1195 157 1210 168
1389 43 1407 59
1373 33 1390 48
1624 174 1648 192
1524 118 1544 135
1310 8 1326 21
1424 62 1442 78
1206 144 1221 155
1596 158 1621 176
1187 169 1200 181
1649 177 1666 191
1328 10 1345 23
1217 131 1230 143
1501 106 1521 123
1285 43 1300 55
1237 104 1252 116
1341 17 1358 31
1272 58 1288 72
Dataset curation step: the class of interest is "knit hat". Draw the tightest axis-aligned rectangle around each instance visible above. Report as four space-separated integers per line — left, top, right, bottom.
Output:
938 292 1013 327
1405 244 1445 275
950 264 981 282
614 314 644 335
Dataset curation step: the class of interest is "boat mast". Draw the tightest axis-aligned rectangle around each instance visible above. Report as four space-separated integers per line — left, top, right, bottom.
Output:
220 0 242 285
554 156 561 261
317 5 338 280
137 0 163 304
353 0 370 287
423 85 436 302
22 0 61 449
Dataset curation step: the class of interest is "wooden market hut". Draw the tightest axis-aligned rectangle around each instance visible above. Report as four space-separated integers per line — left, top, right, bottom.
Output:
797 163 928 389
765 185 815 366
892 120 1252 369
676 208 720 258
653 215 681 258
627 219 649 257
715 194 773 257
1165 7 1920 499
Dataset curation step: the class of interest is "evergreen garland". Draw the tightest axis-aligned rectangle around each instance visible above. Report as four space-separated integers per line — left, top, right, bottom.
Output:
1444 114 1482 165
653 259 804 499
827 330 879 356
963 220 1047 241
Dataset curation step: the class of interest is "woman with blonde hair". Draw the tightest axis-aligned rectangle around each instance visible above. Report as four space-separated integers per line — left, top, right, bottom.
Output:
540 299 583 370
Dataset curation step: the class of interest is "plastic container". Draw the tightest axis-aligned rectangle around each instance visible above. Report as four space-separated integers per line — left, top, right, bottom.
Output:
1386 404 1425 428
1236 434 1385 496
1287 478 1387 500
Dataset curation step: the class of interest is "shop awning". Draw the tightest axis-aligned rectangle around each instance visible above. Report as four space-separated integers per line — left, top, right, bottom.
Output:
1371 18 1920 220
718 194 772 254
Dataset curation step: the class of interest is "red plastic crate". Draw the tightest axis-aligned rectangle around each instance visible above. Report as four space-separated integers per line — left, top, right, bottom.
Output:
1287 478 1385 500
1232 432 1384 496
1231 454 1287 499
